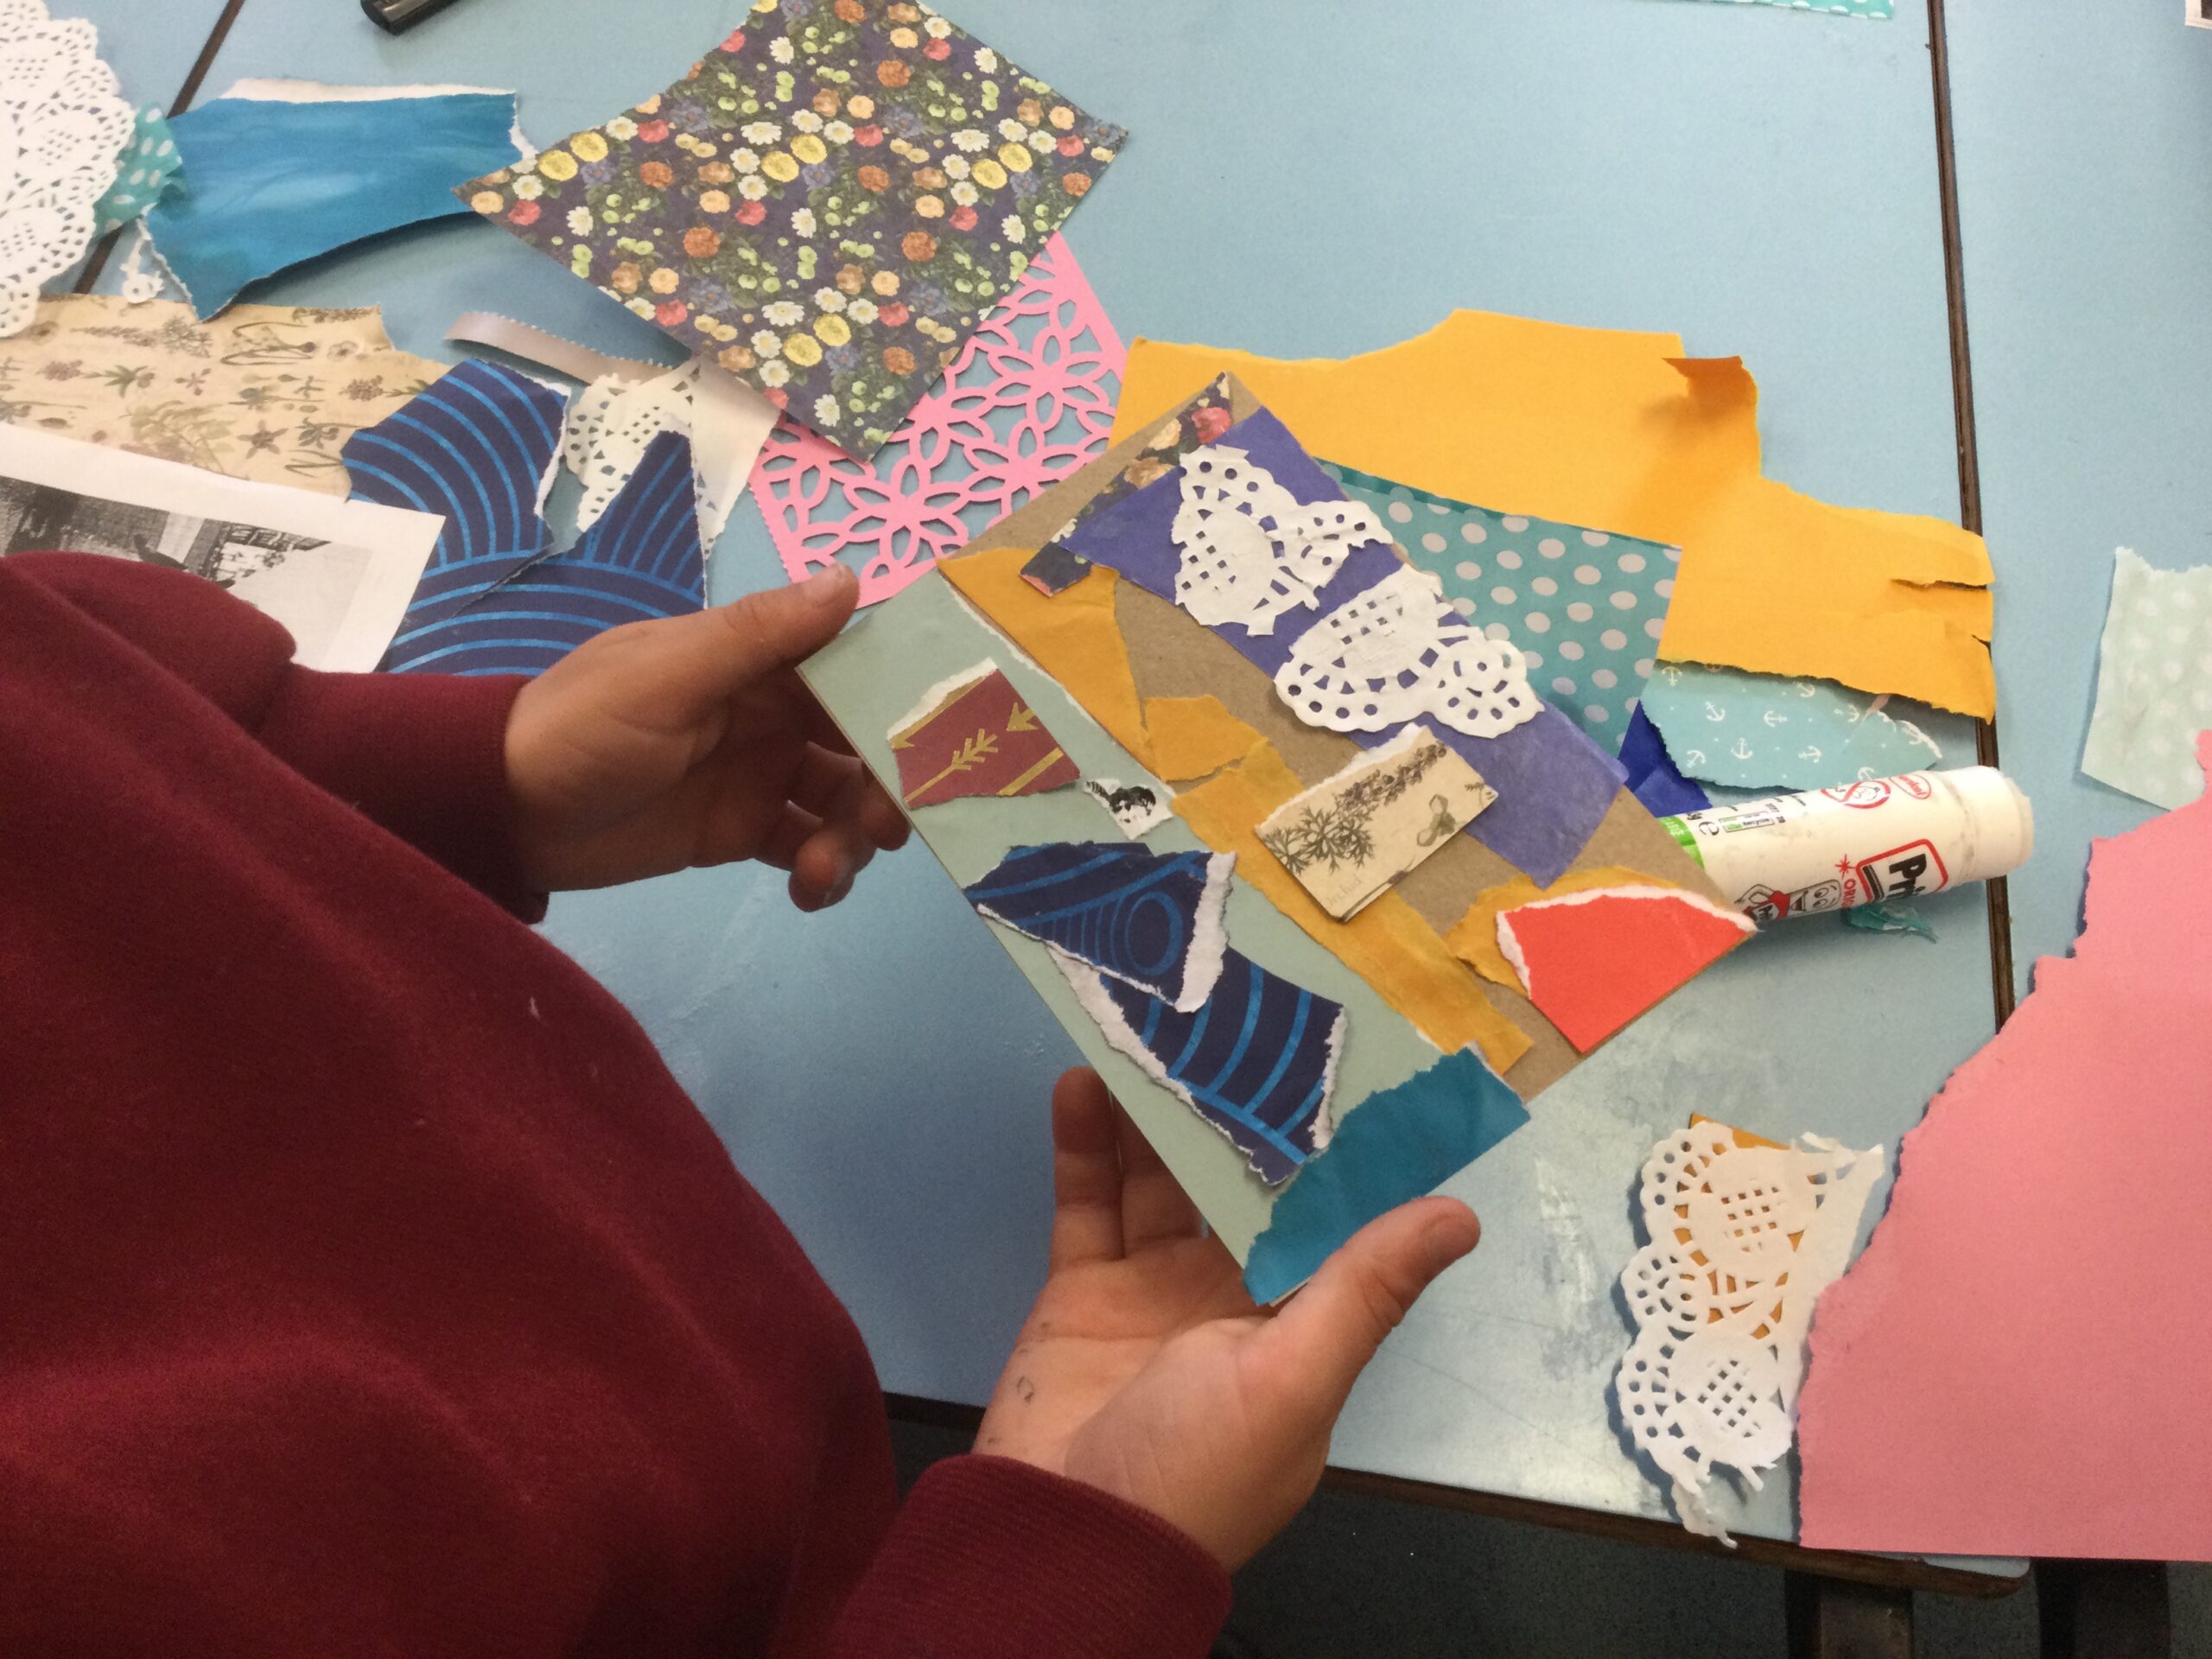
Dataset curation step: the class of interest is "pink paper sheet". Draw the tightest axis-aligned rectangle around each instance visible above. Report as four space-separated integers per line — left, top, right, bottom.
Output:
1797 736 2212 1561
747 232 1125 607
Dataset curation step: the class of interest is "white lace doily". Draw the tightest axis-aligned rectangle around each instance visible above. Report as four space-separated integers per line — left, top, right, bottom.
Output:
1274 564 1541 740
563 358 773 550
0 0 133 337
1172 446 1391 635
1613 1122 1885 1544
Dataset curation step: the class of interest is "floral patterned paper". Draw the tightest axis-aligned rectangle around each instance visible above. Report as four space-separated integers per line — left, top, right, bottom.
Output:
456 0 1126 460
0 296 443 495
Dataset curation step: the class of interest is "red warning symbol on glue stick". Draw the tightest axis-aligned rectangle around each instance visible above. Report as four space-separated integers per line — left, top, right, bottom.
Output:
1822 779 1893 810
1857 839 1949 900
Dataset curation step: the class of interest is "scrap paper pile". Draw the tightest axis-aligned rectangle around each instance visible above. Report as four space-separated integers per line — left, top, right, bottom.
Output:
804 310 1999 1306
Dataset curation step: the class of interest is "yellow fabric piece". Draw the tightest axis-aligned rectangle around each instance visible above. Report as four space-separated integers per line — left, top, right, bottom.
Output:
1115 314 1995 717
1175 742 1534 1074
938 545 1152 764
1141 695 1266 782
1446 867 1682 993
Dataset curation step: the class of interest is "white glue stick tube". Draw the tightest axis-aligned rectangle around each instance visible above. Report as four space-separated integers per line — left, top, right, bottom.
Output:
1657 767 2034 925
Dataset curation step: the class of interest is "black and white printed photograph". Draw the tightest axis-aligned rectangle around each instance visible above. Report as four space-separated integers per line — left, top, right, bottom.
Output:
0 474 376 668
0 423 440 671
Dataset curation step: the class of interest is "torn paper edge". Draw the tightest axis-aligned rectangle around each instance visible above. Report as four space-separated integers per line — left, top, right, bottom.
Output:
975 849 1235 1014
1079 777 1175 839
210 79 532 165
1495 886 1755 1007
888 659 999 747
1052 950 1342 1186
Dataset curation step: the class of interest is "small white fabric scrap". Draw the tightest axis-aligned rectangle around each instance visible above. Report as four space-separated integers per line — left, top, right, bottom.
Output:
2081 546 2212 810
1172 445 1392 636
1613 1122 1884 1545
1274 564 1542 741
0 1 135 337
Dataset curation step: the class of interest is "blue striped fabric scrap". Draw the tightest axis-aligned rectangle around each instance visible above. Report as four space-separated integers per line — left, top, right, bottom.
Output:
965 842 1232 1012
1067 946 1344 1186
345 360 708 677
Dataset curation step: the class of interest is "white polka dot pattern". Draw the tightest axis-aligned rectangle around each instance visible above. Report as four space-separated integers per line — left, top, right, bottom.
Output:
2082 546 2212 810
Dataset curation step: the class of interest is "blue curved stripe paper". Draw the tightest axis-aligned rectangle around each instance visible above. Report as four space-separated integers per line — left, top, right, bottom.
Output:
1243 1048 1529 1305
1087 948 1343 1187
380 429 703 677
966 842 1230 1009
344 359 564 617
1618 704 1711 817
149 91 521 318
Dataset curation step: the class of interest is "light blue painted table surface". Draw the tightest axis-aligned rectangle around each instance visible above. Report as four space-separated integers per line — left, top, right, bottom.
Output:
1947 0 2212 988
87 0 2043 1555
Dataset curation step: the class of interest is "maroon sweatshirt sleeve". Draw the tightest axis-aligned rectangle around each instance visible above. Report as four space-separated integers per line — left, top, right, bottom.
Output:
832 1456 1231 1658
10 551 544 918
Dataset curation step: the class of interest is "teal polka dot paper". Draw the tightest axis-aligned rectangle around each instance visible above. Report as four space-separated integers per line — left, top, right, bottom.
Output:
2082 547 2212 811
93 104 183 237
1320 461 1677 751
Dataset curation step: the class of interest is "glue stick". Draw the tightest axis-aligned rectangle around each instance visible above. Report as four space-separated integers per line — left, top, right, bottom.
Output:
1657 767 2034 925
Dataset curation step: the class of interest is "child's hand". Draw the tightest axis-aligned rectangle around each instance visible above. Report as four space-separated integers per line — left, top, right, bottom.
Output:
977 1068 1481 1569
502 564 907 900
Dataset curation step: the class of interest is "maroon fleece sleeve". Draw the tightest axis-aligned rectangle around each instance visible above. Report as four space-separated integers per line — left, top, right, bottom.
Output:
10 552 545 918
831 1455 1231 1658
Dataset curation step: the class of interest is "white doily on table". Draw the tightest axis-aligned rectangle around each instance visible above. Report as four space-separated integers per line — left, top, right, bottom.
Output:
0 0 132 336
1613 1122 1885 1544
563 358 775 550
1274 563 1541 740
1171 445 1392 636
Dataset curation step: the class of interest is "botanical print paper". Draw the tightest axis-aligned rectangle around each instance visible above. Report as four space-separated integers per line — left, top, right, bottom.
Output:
0 296 442 496
1258 725 1496 920
457 1 1126 458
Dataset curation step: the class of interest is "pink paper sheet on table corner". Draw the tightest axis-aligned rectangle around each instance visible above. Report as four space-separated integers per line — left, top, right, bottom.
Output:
1796 734 2212 1562
747 232 1125 607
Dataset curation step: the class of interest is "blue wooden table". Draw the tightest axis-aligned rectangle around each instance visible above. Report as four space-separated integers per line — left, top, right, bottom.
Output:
73 0 2169 1586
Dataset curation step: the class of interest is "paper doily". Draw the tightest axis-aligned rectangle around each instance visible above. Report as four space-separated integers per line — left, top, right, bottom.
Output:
1613 1122 1884 1544
747 232 1124 607
1172 445 1390 635
1274 564 1541 740
0 0 133 336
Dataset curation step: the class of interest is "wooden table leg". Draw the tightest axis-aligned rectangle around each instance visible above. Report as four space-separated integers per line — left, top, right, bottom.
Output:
1785 1571 1915 1659
2036 1560 2169 1659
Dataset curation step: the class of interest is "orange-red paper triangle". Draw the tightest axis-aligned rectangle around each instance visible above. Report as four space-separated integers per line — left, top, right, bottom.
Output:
1497 887 1753 1052
890 667 1081 809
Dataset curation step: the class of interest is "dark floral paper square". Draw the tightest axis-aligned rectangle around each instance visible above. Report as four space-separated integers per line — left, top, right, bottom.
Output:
456 0 1126 460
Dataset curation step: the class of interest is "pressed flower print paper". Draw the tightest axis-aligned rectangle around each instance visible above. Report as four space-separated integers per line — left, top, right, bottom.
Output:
457 1 1127 461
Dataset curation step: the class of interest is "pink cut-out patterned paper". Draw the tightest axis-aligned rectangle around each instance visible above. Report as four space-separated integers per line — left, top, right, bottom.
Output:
748 233 1125 607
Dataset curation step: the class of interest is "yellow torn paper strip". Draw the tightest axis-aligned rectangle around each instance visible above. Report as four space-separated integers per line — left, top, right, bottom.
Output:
1446 866 1682 993
1142 694 1267 782
941 544 1152 763
1175 741 1532 1073
1114 314 1994 717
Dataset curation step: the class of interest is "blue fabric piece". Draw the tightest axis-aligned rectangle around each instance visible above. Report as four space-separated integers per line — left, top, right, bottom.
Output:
149 92 519 318
965 842 1224 1008
381 429 704 676
1243 1048 1529 1305
344 359 566 627
1062 405 1621 883
1098 947 1341 1187
94 104 185 236
1618 704 1712 817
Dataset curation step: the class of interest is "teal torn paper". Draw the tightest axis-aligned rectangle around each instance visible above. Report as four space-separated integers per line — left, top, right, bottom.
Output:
1638 661 1940 792
1842 898 1934 941
94 105 183 236
1321 461 1677 751
149 88 523 319
1242 1048 1528 1306
2081 547 2212 811
1659 0 1892 17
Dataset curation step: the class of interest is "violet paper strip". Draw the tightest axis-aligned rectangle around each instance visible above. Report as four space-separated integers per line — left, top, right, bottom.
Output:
1066 407 1624 883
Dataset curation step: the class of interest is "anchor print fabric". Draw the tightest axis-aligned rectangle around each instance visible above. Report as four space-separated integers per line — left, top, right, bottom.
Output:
1637 662 1941 792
